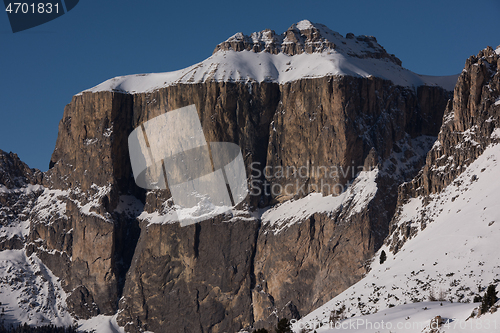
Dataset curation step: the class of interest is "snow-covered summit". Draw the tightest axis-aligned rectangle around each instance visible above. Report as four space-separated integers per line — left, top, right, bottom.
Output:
213 19 401 64
84 20 458 94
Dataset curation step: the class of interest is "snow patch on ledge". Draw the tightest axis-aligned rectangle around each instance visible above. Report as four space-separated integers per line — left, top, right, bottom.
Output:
261 169 378 234
78 314 126 333
82 50 458 95
139 169 378 229
138 199 233 226
0 184 43 194
491 127 500 139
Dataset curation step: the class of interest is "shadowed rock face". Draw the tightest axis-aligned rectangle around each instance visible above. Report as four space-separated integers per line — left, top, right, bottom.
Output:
31 82 281 321
32 92 138 317
18 68 452 332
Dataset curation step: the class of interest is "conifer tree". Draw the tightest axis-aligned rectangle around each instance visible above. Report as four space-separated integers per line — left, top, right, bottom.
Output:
275 318 292 333
379 250 387 264
481 284 498 314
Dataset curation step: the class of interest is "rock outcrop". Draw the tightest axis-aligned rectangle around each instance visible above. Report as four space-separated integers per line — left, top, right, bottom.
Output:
213 20 402 65
0 150 43 250
0 150 42 189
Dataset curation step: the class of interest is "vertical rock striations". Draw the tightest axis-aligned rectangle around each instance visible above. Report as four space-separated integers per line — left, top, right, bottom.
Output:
29 91 139 317
250 76 450 330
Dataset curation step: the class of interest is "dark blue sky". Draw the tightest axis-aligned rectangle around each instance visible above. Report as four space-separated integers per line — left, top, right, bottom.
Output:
1 0 499 171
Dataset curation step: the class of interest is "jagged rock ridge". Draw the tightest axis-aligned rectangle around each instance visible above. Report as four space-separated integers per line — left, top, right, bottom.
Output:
388 45 500 253
213 19 402 65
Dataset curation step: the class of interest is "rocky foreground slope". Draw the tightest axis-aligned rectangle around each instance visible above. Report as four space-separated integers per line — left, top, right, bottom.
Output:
0 20 460 332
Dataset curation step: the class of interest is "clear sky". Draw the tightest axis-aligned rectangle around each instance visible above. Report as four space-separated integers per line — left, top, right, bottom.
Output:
1 0 499 171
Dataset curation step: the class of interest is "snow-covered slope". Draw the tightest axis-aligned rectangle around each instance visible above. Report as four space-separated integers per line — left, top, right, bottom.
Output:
0 184 42 243
77 315 125 333
83 20 458 94
293 301 500 333
295 142 500 331
0 249 127 332
85 51 457 94
0 249 72 327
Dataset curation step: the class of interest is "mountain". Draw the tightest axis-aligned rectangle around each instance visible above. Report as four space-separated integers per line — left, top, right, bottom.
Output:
0 20 475 333
294 45 500 332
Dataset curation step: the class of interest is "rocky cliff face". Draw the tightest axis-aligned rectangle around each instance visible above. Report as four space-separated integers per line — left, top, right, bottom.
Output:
27 92 139 317
108 76 449 332
387 46 500 254
1 21 458 332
